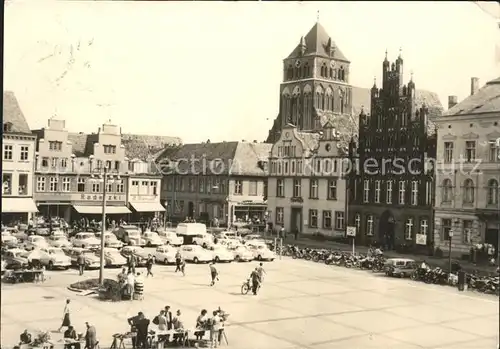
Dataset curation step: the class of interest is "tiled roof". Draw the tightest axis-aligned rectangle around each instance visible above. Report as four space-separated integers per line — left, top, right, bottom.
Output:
2 91 32 135
266 87 443 144
67 132 181 160
287 22 349 62
155 142 239 175
444 77 500 116
232 142 272 176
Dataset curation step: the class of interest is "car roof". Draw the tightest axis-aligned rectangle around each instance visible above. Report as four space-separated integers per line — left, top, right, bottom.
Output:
387 258 415 262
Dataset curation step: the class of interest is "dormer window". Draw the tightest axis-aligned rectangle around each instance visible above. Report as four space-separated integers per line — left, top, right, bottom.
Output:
104 145 117 154
3 122 13 133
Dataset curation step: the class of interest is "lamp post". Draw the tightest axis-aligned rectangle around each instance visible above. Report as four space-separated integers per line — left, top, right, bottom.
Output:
90 166 119 285
448 229 454 273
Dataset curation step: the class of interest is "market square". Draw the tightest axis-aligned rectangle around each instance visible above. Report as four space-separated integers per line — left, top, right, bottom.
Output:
1 256 498 349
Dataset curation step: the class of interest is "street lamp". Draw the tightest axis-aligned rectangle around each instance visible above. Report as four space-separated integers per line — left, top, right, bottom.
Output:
448 229 454 273
90 166 120 285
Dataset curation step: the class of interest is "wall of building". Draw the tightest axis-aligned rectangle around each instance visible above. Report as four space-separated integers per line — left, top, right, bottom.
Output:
2 134 36 199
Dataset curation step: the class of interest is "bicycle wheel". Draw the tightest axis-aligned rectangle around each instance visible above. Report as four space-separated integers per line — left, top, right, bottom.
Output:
241 283 250 295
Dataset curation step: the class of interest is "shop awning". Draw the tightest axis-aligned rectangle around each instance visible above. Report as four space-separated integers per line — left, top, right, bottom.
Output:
129 202 166 212
2 198 39 213
72 205 131 214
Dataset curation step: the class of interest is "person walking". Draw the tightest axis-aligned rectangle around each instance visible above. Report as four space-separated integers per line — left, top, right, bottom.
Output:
209 262 218 286
77 252 86 276
175 250 182 273
256 263 266 283
58 299 71 332
84 322 97 349
128 254 137 275
146 255 154 277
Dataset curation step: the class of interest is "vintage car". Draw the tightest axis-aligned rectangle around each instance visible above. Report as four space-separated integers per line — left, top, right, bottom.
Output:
1 231 19 248
154 245 177 264
26 247 71 270
228 245 254 262
243 234 265 243
192 233 214 248
113 226 146 246
246 243 275 261
157 230 183 246
72 232 101 249
120 246 150 266
66 247 101 269
25 235 50 251
97 248 127 267
47 234 72 248
210 245 234 263
384 258 418 278
3 249 30 269
179 245 213 264
142 231 164 247
95 232 124 249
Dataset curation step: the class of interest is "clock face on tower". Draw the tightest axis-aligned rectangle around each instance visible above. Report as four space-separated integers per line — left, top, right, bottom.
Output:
330 61 336 69
295 60 301 68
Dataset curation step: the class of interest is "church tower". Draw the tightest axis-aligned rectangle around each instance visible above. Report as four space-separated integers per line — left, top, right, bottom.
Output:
278 22 352 134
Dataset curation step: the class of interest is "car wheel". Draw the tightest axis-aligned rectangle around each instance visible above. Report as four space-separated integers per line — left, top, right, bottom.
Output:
164 258 168 265
147 241 152 247
193 241 198 245
193 257 199 264
202 243 207 249
235 255 240 262
215 256 220 263
48 261 54 270
400 272 405 278
257 255 262 261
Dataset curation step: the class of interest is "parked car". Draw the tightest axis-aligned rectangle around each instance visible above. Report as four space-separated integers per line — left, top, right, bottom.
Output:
112 225 146 246
1 259 6 274
157 229 183 246
228 245 254 262
25 235 50 251
192 233 215 248
97 248 127 267
142 231 163 247
384 258 418 278
210 245 234 263
120 246 150 266
66 247 101 269
95 232 124 249
71 232 101 249
1 232 19 248
47 235 72 248
179 245 213 264
3 249 29 269
26 247 71 270
246 244 275 261
34 227 51 236
243 234 264 242
154 245 177 264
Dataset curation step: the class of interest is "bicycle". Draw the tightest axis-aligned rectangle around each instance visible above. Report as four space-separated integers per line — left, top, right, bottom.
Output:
241 279 251 295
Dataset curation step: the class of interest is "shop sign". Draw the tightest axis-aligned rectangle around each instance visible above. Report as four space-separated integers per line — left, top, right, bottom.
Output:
416 233 427 245
131 195 157 201
346 226 356 237
80 194 124 201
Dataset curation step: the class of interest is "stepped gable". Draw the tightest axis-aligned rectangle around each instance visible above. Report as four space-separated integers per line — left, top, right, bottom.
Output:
3 91 32 134
266 87 443 146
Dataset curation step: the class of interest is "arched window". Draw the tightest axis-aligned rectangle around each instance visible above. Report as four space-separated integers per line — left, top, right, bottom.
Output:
339 67 345 81
287 66 293 80
303 63 309 78
463 179 475 204
442 179 453 203
320 65 325 77
487 179 499 205
329 68 333 78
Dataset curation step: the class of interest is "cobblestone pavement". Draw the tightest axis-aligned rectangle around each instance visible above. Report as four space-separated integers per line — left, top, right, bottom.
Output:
1 255 498 349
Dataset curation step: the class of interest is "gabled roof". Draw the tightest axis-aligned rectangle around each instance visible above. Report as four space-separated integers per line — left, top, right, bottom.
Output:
232 142 272 176
444 77 500 116
287 22 349 62
3 91 32 135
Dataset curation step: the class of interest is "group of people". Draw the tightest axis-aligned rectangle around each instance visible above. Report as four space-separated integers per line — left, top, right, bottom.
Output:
117 267 145 300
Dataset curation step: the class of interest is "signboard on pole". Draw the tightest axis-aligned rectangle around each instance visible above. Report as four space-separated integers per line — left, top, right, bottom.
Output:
346 226 356 237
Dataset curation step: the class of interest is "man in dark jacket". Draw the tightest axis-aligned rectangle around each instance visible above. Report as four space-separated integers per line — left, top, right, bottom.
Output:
77 252 86 276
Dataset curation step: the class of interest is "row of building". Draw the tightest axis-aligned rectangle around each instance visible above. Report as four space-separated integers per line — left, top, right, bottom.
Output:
3 21 498 256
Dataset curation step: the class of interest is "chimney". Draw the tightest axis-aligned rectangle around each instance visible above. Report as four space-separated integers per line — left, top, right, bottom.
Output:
471 77 479 95
448 95 458 109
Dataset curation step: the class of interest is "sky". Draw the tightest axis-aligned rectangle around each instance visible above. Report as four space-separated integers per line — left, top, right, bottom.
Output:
4 1 500 144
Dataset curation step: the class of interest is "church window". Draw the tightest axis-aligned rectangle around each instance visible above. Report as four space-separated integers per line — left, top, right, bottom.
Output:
339 66 345 81
320 65 325 77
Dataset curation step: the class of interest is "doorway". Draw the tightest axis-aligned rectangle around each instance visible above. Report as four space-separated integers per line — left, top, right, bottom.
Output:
290 207 302 233
188 202 194 217
378 210 395 249
485 228 499 251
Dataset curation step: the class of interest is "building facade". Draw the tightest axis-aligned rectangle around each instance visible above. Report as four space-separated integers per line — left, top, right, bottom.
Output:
2 91 38 224
32 119 170 223
158 141 271 227
433 77 500 254
348 53 441 250
267 123 347 237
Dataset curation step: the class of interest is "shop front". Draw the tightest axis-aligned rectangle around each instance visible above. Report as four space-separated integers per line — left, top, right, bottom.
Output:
231 200 267 228
1 197 38 225
128 194 166 223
